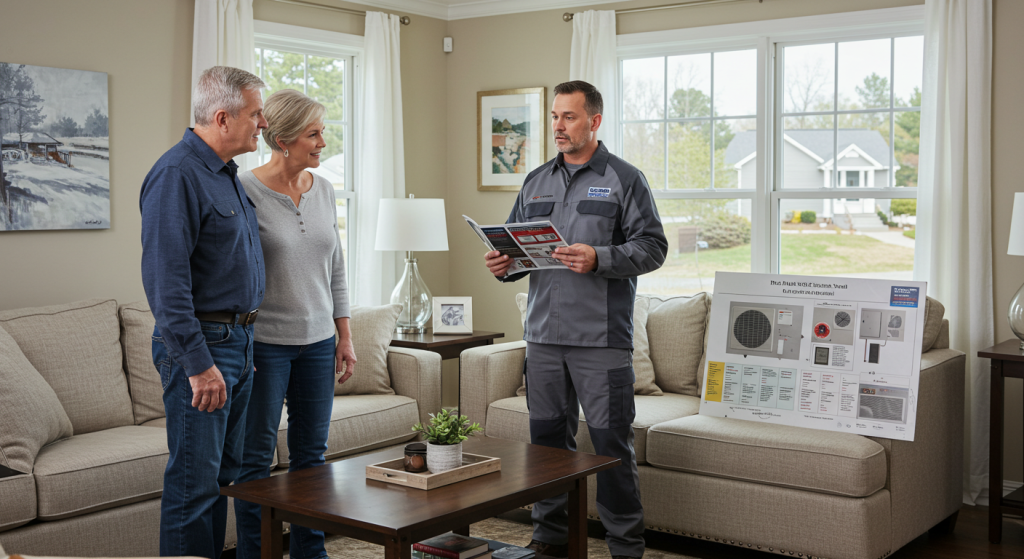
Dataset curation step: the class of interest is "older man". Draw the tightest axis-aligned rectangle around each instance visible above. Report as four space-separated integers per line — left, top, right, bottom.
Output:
140 66 267 559
484 81 667 559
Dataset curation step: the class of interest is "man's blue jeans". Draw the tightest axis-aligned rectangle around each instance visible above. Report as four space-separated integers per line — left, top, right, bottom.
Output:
235 337 336 559
153 321 254 559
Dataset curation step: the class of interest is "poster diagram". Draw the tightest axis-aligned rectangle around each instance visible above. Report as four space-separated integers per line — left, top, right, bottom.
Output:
700 272 927 441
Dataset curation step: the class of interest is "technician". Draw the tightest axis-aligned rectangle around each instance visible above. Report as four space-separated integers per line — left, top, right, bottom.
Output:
482 80 667 559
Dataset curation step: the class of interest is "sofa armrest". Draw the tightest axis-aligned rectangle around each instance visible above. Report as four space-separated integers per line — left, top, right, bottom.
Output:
871 347 965 551
460 341 526 434
387 346 442 431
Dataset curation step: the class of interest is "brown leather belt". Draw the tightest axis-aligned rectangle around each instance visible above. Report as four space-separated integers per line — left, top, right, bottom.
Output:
195 309 259 326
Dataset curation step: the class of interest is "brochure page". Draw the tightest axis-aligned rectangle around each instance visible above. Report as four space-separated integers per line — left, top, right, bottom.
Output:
463 215 570 275
699 271 927 441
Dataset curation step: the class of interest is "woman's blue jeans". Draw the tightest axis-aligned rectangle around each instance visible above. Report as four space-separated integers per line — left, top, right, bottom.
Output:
235 336 336 559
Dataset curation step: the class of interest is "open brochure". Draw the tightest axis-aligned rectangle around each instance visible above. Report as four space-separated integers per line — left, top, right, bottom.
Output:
463 215 570 276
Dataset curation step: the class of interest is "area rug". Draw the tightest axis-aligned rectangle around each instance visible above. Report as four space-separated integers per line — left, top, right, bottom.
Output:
305 515 699 559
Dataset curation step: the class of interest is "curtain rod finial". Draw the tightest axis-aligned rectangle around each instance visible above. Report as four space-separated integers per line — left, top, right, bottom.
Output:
400 15 411 25
563 12 574 22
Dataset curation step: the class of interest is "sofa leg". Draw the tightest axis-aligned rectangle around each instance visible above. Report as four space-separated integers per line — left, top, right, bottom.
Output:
929 510 960 535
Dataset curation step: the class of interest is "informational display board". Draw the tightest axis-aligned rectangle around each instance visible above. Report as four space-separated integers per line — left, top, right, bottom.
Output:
699 272 927 441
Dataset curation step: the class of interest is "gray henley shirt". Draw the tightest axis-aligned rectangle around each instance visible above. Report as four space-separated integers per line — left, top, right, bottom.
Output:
239 170 350 345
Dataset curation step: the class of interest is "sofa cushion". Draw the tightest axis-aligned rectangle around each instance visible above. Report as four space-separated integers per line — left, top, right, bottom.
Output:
0 473 36 533
646 293 710 397
0 299 134 435
33 426 168 520
515 293 662 396
118 302 165 424
485 393 699 465
277 394 418 468
335 305 402 396
647 415 887 497
921 296 945 352
0 325 73 474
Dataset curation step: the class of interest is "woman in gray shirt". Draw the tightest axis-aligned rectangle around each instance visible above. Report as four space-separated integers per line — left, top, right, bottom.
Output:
234 88 355 559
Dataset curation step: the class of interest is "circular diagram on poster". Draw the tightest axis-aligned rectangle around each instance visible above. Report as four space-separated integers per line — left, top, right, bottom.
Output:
813 322 831 338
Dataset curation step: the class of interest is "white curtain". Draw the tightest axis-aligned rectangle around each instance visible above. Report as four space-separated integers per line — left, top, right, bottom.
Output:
190 0 255 126
569 10 618 155
354 12 406 306
914 0 993 505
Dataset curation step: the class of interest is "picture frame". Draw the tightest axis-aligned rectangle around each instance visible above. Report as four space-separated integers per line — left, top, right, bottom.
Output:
477 87 546 192
432 297 473 335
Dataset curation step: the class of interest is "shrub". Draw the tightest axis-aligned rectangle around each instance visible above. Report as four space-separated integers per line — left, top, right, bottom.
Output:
791 211 802 224
891 199 917 216
800 210 817 224
877 210 890 226
697 213 751 249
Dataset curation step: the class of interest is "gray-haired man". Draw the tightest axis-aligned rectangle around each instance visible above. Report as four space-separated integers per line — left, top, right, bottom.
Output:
140 66 267 558
484 81 667 559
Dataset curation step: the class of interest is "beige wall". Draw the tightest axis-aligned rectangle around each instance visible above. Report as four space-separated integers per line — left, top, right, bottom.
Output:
992 0 1024 486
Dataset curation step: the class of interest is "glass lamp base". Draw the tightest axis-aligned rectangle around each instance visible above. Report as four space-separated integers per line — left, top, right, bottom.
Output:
1009 280 1024 351
396 326 427 334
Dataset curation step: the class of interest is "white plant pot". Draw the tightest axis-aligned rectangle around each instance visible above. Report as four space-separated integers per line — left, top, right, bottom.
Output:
426 441 462 473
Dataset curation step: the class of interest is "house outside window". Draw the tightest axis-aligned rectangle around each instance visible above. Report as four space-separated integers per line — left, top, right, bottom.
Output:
253 21 362 279
619 7 923 297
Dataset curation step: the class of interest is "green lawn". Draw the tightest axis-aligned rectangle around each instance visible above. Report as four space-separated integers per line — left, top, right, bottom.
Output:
649 232 914 280
904 229 916 239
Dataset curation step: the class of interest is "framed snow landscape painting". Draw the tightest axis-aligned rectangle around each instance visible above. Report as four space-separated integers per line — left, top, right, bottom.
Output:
478 87 545 192
0 62 109 231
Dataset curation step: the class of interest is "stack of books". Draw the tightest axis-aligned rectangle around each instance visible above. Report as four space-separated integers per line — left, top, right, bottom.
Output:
412 533 491 559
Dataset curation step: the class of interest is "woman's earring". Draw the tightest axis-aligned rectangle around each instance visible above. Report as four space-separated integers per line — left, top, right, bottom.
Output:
283 149 289 158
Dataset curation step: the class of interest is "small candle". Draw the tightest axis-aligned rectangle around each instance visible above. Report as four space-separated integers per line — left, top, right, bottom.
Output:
404 442 427 473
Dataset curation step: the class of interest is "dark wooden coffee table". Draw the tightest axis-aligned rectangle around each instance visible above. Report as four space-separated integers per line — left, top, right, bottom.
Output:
222 437 619 559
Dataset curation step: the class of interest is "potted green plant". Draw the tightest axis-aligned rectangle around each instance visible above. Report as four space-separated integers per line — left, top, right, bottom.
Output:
412 409 483 473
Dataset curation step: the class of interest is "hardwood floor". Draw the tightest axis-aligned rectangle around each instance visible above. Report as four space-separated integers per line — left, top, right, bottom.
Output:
499 506 1024 559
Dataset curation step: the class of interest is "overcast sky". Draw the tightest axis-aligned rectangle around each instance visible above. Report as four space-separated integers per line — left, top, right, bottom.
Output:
17 63 108 126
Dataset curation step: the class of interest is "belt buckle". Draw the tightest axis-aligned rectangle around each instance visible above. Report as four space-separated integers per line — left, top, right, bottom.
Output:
245 309 259 325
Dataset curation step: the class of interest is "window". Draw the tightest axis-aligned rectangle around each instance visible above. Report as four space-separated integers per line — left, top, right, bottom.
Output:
253 21 362 275
620 7 923 296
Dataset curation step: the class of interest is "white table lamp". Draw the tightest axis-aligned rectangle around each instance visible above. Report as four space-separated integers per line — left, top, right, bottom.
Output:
375 195 449 333
1007 193 1024 348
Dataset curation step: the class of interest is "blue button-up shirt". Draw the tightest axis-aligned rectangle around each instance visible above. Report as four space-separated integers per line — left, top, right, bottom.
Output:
140 129 265 376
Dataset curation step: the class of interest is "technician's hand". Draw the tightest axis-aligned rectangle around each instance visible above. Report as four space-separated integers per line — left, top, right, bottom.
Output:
552 244 597 273
485 250 513 277
189 365 227 412
336 337 357 384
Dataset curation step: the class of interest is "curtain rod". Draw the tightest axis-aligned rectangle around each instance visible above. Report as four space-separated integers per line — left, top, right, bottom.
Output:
563 0 760 22
272 0 411 25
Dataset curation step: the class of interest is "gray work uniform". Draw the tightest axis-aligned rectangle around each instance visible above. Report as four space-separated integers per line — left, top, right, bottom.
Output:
500 142 667 558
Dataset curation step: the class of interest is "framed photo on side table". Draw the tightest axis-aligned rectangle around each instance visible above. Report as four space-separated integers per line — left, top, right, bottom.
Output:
478 87 546 191
433 297 473 335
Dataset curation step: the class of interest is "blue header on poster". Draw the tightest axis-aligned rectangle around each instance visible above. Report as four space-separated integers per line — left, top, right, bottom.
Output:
890 286 920 308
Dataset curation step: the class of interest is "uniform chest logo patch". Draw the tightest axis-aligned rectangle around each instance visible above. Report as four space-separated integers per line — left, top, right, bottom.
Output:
587 187 611 198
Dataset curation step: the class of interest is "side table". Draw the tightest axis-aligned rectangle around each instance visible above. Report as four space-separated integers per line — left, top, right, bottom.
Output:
390 330 504 410
979 339 1024 543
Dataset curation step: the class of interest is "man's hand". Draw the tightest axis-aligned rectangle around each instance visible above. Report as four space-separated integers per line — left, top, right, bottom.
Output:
485 250 513 277
189 365 227 412
552 244 597 273
336 337 357 384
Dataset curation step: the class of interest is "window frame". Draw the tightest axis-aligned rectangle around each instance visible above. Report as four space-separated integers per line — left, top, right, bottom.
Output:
253 20 363 274
616 5 924 277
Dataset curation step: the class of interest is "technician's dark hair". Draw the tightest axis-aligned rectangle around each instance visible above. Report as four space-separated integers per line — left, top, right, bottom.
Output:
554 80 603 118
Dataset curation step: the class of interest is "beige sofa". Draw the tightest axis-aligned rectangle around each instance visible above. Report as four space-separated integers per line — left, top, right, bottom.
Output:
461 293 964 559
0 299 441 557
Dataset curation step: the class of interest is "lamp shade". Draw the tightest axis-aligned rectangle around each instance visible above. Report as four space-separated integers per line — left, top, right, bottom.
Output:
1009 193 1024 256
374 197 450 252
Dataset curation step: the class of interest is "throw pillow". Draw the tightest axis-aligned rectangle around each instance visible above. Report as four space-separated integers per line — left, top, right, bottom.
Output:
514 293 662 396
0 299 134 435
921 296 946 352
334 304 402 396
0 324 73 474
118 302 165 424
646 293 711 397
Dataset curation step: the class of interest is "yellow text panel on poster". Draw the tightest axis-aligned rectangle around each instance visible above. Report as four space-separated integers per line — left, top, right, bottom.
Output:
705 361 724 402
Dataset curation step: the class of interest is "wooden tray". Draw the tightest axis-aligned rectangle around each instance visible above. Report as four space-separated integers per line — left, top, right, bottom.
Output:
366 453 501 490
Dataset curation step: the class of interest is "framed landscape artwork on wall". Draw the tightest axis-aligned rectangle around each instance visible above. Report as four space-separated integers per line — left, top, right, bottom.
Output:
477 87 545 192
0 62 109 231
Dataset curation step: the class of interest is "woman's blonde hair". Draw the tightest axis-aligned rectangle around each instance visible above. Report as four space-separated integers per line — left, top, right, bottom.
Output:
261 89 326 152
